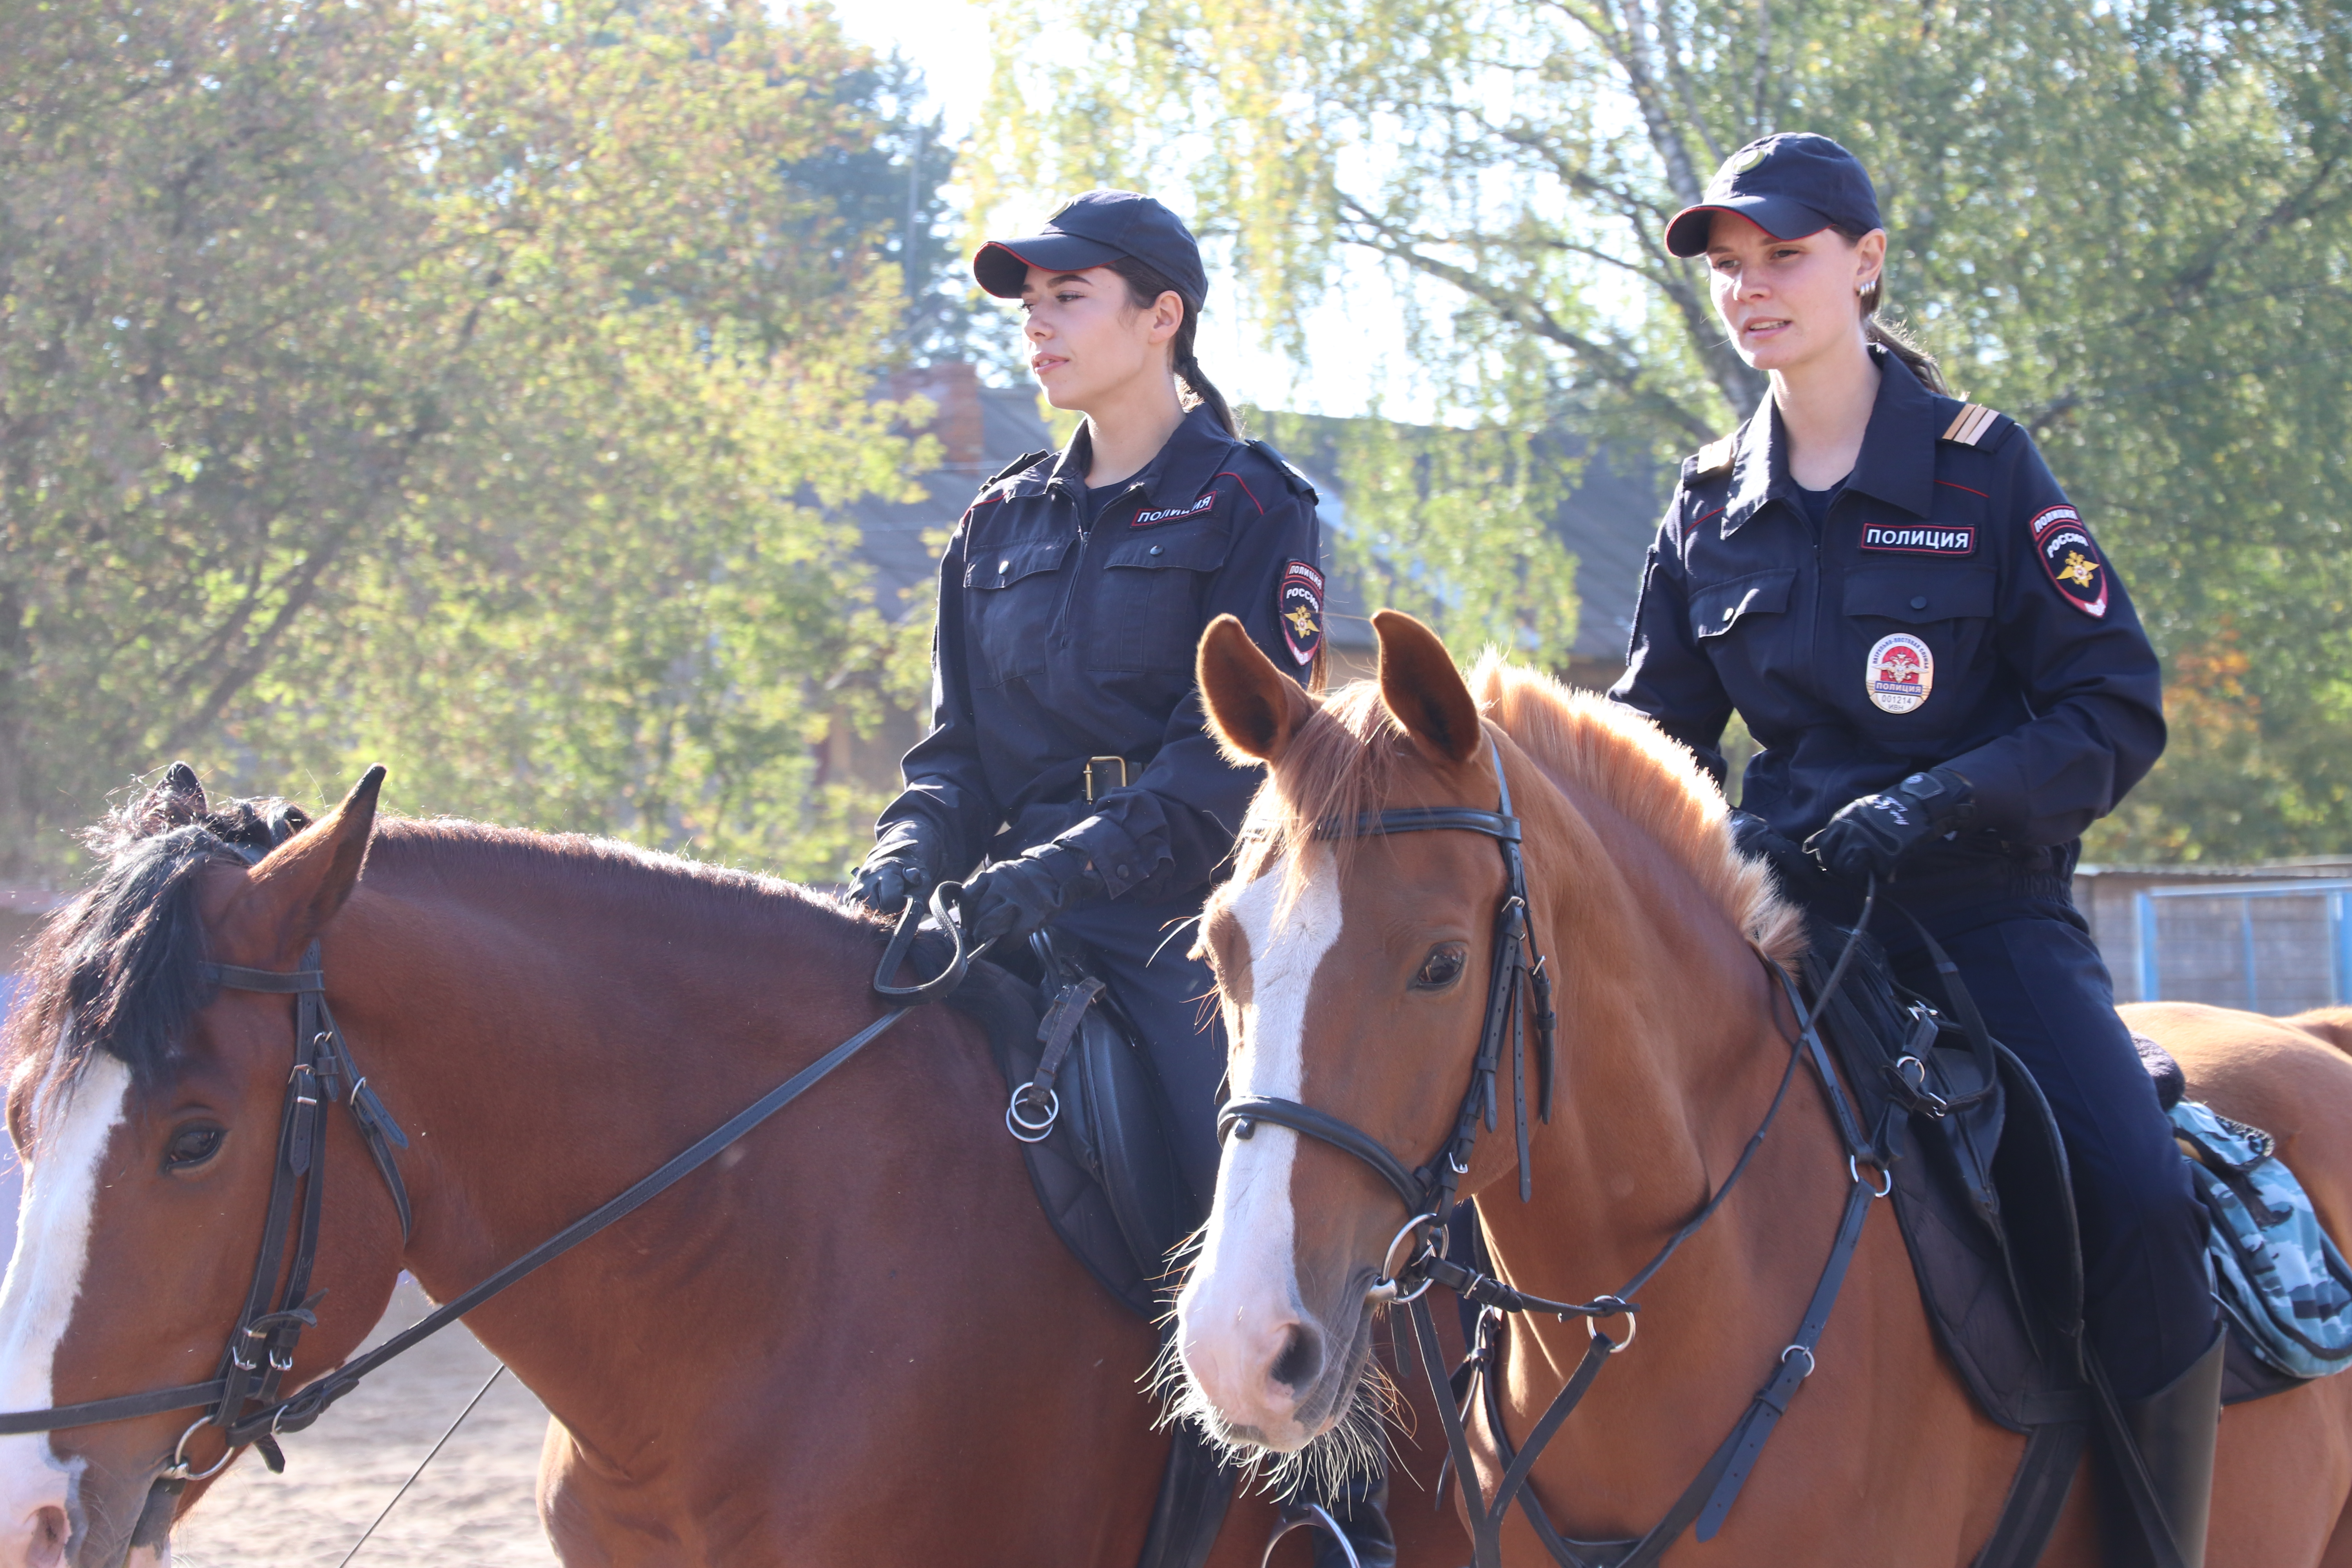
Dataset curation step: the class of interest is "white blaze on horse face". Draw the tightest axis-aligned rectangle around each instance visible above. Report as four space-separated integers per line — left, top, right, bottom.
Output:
1178 848 1343 1448
0 1051 133 1562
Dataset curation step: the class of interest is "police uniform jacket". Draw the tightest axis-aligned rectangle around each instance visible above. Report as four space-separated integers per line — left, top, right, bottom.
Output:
878 402 1325 905
1608 347 2165 905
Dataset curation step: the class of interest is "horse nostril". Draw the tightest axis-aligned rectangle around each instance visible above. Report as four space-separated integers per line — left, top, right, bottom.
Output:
26 1505 65 1568
1270 1322 1323 1391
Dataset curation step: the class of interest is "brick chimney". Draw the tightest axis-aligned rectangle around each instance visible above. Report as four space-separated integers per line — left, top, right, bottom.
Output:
886 362 985 474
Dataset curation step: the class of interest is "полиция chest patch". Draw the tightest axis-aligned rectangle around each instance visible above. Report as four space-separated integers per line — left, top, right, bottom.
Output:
1860 524 1975 556
1866 632 1934 714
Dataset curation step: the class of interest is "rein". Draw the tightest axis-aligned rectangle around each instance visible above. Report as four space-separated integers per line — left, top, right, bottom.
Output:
1212 737 1890 1568
0 875 978 1494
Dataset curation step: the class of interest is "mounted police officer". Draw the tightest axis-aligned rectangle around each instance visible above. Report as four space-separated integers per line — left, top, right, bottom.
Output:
1610 134 2221 1566
848 191 1391 1568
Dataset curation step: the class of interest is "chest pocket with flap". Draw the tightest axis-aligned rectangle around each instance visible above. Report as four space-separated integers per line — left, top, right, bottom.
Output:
1690 568 1796 642
1843 566 1997 624
964 535 1075 683
1097 524 1234 673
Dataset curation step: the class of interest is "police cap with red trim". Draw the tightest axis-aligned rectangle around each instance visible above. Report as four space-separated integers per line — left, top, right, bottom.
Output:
973 189 1209 308
1664 132 1882 258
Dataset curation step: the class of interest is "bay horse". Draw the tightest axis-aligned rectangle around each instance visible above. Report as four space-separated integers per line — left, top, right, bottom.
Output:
0 766 1463 1566
1171 606 2352 1565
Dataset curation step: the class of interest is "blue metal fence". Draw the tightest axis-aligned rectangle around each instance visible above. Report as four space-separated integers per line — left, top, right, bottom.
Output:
2132 881 2352 1013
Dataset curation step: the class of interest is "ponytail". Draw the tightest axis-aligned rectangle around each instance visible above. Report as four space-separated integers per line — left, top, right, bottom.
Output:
1832 223 1950 395
1107 254 1242 438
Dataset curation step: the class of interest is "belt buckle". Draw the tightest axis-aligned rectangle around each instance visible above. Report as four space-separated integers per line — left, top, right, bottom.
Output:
1084 756 1127 802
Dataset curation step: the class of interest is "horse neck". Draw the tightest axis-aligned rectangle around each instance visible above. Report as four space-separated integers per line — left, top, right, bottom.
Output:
1474 764 1800 1314
317 845 982 1421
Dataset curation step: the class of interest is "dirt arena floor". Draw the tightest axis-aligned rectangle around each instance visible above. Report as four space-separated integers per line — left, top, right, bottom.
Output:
171 1278 559 1568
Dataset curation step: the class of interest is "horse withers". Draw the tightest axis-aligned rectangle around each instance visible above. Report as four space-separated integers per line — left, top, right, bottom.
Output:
0 765 1463 1566
1173 606 2352 1564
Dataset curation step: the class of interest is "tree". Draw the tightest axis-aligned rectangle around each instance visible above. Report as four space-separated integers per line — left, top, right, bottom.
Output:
976 0 2352 860
1 0 933 882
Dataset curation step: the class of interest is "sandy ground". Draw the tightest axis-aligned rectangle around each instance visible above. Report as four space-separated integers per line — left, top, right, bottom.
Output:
169 1278 559 1568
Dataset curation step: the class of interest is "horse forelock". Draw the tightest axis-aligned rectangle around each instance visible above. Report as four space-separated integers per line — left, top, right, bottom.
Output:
2 824 250 1142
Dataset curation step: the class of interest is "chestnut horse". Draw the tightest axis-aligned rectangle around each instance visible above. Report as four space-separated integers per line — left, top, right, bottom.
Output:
0 768 1461 1566
1172 607 2352 1565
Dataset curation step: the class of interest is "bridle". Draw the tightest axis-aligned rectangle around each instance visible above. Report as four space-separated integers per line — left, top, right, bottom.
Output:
0 844 981 1530
1211 734 1891 1568
1218 736 1557 1286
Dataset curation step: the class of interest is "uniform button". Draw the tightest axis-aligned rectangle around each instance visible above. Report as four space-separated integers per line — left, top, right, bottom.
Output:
1149 544 1163 556
1117 866 1131 879
1909 595 1928 610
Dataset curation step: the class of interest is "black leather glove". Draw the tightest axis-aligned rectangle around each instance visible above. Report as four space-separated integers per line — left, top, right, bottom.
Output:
957 844 1105 945
1804 767 1976 886
849 825 940 915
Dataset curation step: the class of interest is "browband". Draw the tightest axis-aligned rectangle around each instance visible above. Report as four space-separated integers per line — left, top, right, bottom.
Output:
1313 806 1521 842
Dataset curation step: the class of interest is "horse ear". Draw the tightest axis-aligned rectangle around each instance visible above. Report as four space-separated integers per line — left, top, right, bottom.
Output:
226 766 386 960
135 761 208 835
1198 614 1312 764
1374 610 1483 765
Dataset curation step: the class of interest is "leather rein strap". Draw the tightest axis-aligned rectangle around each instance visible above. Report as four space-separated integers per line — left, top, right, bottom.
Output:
1212 736 1894 1568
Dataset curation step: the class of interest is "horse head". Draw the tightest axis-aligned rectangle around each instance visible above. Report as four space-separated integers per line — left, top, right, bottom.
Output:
0 768 401 1567
1175 610 1527 1466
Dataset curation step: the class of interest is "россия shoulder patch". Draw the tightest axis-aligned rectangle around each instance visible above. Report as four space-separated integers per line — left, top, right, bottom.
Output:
2029 505 2110 618
1279 561 1324 665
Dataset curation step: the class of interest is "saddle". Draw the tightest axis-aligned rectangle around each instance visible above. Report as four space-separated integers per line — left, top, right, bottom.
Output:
940 938 1232 1568
1797 912 2309 1565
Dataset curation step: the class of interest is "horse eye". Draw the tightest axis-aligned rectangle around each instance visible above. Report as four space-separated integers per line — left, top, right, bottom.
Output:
164 1125 224 1171
1412 946 1467 991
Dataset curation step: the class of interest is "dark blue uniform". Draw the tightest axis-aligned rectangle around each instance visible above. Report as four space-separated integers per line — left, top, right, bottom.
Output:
880 402 1324 1205
1610 347 2212 1398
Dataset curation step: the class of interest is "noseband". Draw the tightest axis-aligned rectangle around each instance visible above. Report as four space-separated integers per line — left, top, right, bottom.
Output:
1206 734 1894 1568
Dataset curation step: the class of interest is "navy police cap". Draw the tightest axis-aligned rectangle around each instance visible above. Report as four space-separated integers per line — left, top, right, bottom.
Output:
973 190 1209 308
1664 133 1882 258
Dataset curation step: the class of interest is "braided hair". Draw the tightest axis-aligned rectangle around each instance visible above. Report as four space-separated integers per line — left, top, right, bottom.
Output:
1105 254 1241 438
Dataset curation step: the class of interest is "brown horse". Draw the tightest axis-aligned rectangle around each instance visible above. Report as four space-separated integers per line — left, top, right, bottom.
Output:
0 767 1463 1566
1171 606 2352 1565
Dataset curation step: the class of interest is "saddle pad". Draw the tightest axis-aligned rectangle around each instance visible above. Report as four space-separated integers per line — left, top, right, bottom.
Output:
2172 1099 2352 1381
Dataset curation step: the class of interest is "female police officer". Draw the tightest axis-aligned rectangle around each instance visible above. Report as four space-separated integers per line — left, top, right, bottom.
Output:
1610 134 2220 1566
848 190 1390 1568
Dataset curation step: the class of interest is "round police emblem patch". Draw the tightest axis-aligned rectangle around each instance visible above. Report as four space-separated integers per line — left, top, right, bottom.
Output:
1279 560 1324 666
1866 633 1934 714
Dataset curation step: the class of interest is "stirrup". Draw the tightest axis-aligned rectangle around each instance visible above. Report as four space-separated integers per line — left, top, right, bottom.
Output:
1260 1501 1361 1568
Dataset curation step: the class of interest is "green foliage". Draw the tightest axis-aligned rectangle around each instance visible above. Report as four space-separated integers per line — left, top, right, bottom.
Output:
1252 410 1580 664
1 0 932 882
980 0 2352 861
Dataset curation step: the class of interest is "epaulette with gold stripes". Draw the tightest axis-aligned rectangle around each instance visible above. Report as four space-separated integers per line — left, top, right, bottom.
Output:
1940 404 2002 447
1688 433 1738 479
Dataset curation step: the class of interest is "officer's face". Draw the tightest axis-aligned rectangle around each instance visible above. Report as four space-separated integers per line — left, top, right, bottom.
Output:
1705 214 1886 375
1017 265 1183 412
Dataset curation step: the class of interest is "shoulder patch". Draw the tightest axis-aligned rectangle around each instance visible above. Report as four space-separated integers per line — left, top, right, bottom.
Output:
1939 405 2006 448
1279 560 1324 665
2027 505 2111 618
1688 433 1737 479
1246 438 1319 500
980 449 1050 491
